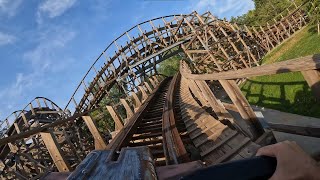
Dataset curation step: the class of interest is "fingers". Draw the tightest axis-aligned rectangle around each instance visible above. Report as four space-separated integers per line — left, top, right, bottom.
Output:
256 144 277 157
256 141 298 157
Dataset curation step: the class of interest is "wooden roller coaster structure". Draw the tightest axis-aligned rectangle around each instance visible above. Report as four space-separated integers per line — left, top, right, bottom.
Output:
0 1 319 179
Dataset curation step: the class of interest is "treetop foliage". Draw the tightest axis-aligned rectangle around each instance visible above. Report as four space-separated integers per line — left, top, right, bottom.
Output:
231 0 305 26
307 0 320 24
158 55 181 77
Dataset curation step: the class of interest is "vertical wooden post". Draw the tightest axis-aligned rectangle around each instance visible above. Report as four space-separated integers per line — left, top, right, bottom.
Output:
106 106 124 129
131 92 142 108
40 130 71 172
120 98 134 119
20 113 29 127
138 86 148 101
153 76 159 85
13 123 21 134
195 80 232 120
301 69 320 101
149 78 156 88
219 79 264 139
82 116 107 150
144 82 153 93
195 80 252 137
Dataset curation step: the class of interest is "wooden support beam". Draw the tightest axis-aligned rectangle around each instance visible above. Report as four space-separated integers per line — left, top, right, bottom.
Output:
195 80 233 121
29 103 36 115
138 86 148 101
187 80 209 106
219 80 264 139
181 55 320 81
149 78 156 88
194 80 251 137
131 92 142 108
106 106 124 129
301 69 320 101
144 82 153 94
13 123 21 134
40 130 71 172
120 98 134 119
82 116 107 150
21 113 29 127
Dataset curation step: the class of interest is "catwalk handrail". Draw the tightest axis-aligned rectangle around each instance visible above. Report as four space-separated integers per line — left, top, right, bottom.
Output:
180 54 320 80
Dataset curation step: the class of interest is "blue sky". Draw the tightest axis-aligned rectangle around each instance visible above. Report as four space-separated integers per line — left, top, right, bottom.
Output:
0 0 254 119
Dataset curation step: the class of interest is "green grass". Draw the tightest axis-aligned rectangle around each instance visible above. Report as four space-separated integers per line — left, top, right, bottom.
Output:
241 26 320 118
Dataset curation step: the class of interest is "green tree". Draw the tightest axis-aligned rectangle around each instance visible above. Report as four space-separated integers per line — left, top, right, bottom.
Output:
231 0 296 25
90 85 126 134
307 0 320 35
158 55 181 76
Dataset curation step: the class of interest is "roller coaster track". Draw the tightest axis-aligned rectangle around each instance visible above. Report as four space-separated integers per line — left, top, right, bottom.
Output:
1 1 319 179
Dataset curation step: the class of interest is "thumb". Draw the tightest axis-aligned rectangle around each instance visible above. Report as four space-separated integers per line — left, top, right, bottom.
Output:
256 144 277 157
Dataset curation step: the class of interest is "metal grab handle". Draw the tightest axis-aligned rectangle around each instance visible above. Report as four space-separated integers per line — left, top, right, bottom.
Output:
182 156 277 180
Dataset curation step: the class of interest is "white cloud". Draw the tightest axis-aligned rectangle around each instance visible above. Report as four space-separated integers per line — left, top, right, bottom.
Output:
0 73 35 99
217 0 254 18
37 0 77 23
0 27 76 116
194 0 216 12
0 0 22 17
0 32 16 46
23 27 76 71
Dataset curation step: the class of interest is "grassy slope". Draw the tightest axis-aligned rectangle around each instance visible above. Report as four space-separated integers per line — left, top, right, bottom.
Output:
241 26 320 117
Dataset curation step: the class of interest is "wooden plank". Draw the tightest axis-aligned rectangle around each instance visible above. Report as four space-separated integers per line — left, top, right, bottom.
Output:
13 123 21 134
195 80 235 122
138 86 148 101
21 113 29 127
222 102 238 112
268 123 320 138
162 73 190 164
132 92 142 108
120 98 134 119
82 116 107 150
29 103 36 115
153 76 160 85
301 69 320 101
200 131 237 157
181 55 320 80
212 137 250 164
106 106 124 130
149 78 156 88
187 79 208 106
35 110 64 114
144 82 153 93
272 131 320 156
40 130 71 172
219 80 264 139
196 127 235 148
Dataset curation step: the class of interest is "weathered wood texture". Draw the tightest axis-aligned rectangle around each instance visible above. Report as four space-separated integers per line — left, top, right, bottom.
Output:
162 73 189 164
177 76 260 165
68 147 157 180
82 116 107 150
40 131 71 172
181 55 320 81
106 105 124 130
